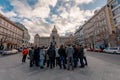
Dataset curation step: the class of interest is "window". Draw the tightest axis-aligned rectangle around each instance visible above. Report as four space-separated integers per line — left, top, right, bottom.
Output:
0 27 2 33
1 19 4 25
118 36 120 40
111 0 119 9
112 6 120 16
110 47 117 50
114 16 120 24
0 18 2 24
117 0 120 4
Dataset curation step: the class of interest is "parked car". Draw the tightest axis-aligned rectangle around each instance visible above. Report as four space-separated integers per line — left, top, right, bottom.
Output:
87 48 94 51
17 48 23 52
0 50 4 54
103 47 120 54
94 48 103 52
2 49 18 55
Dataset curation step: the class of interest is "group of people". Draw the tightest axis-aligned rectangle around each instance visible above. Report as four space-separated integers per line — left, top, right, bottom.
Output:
22 44 88 70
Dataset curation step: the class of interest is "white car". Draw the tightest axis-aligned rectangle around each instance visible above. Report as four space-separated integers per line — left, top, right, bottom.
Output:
103 47 120 54
2 49 18 55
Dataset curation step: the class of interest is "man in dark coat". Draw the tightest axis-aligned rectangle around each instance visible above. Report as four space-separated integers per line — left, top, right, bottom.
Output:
73 45 78 68
47 45 56 69
34 46 40 67
78 45 85 68
58 45 66 69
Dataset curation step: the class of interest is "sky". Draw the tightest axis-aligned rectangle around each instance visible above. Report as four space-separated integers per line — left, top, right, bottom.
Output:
0 0 107 42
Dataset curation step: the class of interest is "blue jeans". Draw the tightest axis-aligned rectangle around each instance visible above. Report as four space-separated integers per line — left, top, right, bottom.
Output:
60 56 66 69
74 57 78 67
40 59 44 67
49 58 55 69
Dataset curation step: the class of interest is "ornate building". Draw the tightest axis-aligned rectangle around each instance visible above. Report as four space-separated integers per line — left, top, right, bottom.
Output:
82 6 113 49
0 13 23 50
34 26 71 47
107 0 120 46
0 13 30 50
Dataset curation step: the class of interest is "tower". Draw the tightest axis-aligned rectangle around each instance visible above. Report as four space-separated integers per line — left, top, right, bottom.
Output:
50 25 59 47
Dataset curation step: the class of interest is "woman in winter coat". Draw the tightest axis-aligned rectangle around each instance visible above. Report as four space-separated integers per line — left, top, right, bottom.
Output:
22 47 29 63
39 46 45 69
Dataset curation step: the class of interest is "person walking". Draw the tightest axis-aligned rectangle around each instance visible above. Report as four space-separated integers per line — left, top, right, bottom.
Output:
39 46 45 69
58 45 66 69
29 47 34 67
22 47 29 63
66 44 74 70
78 44 85 68
47 45 56 69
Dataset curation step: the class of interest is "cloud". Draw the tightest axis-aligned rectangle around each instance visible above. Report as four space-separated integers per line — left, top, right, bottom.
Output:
22 18 53 42
75 0 94 4
0 6 17 18
0 0 97 43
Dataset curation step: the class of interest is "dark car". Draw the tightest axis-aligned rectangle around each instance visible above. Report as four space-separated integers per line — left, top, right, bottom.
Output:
0 50 4 54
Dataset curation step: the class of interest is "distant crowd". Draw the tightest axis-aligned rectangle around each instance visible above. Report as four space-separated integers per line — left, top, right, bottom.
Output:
22 44 88 70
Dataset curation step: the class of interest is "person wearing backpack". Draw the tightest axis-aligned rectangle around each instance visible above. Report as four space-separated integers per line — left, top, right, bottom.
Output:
47 45 56 69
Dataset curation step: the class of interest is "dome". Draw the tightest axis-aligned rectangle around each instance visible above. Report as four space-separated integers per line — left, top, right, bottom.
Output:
35 34 40 38
52 25 57 33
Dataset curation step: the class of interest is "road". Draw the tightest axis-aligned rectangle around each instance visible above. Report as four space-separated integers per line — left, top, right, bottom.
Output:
87 52 120 65
0 52 120 80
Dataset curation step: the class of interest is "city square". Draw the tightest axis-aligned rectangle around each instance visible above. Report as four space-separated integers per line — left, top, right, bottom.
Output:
0 52 120 80
0 0 120 80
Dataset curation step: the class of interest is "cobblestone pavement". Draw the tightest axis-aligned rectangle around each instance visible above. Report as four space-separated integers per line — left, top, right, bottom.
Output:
0 52 120 80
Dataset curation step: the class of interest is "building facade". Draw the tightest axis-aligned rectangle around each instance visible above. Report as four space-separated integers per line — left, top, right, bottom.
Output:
74 26 84 45
34 26 70 47
107 0 120 46
0 13 23 50
83 6 114 49
15 23 30 47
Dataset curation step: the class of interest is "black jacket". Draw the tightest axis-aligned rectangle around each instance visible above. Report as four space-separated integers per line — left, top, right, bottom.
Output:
58 48 66 57
78 47 84 57
34 48 40 59
47 48 56 58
